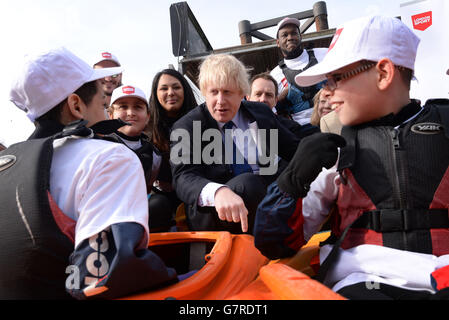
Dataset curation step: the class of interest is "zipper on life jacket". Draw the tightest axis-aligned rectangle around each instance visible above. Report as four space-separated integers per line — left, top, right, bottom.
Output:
389 128 407 208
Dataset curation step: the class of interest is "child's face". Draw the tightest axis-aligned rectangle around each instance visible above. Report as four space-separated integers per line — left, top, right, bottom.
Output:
110 97 150 137
82 81 109 127
326 62 380 126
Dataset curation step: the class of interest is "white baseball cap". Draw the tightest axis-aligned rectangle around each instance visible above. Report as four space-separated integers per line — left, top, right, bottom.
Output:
295 15 420 87
276 17 300 37
9 47 123 122
94 51 121 67
111 85 148 106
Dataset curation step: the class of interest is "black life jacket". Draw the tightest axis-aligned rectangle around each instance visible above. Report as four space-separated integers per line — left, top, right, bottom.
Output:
0 136 73 299
0 120 124 299
316 100 449 283
278 49 320 102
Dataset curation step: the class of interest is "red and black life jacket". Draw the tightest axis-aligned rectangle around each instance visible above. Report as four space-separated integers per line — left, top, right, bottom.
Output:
333 99 449 255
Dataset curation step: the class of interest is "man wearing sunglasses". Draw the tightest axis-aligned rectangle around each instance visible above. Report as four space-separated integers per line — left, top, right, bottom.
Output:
254 15 449 300
93 52 123 105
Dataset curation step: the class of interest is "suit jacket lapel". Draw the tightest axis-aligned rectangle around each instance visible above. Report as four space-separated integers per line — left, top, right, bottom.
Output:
200 103 220 130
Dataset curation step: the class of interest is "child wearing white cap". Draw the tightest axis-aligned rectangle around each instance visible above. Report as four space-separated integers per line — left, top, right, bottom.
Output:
1 47 178 299
109 85 149 137
107 85 176 232
254 15 449 300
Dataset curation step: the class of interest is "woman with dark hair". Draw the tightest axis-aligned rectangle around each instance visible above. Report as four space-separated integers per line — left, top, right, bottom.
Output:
149 69 197 153
147 69 198 231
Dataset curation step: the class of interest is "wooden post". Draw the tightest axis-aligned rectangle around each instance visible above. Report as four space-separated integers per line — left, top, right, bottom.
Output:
238 20 252 44
313 1 329 31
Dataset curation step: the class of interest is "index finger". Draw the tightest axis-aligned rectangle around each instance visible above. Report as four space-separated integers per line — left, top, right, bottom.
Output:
240 208 249 233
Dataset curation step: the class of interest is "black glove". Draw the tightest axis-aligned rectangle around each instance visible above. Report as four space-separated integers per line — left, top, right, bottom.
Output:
277 133 346 198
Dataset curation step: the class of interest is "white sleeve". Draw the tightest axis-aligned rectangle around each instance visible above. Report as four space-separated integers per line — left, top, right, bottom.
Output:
74 145 149 248
302 164 340 241
197 182 227 207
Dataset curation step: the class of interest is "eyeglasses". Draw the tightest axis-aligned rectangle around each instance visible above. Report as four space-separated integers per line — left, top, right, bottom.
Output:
102 74 120 80
324 62 375 91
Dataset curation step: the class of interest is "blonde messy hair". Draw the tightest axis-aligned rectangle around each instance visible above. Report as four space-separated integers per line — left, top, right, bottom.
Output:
198 54 251 96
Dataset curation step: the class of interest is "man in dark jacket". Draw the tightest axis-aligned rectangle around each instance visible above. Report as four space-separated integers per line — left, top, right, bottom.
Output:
170 54 300 234
247 72 319 138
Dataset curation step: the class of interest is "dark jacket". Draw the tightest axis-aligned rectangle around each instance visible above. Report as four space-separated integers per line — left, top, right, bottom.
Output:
170 100 301 207
254 99 449 259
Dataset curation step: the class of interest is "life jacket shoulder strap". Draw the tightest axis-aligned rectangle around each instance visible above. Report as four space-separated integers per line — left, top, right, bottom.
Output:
278 49 318 89
429 99 449 139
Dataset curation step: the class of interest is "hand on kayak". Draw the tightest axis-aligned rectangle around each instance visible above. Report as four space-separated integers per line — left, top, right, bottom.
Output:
214 186 249 233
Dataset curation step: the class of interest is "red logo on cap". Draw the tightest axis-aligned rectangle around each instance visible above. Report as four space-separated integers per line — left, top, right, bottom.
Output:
102 52 112 59
412 11 432 31
122 86 135 94
328 28 343 52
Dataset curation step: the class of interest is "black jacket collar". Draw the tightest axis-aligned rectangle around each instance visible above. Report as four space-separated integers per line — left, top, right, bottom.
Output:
360 99 422 128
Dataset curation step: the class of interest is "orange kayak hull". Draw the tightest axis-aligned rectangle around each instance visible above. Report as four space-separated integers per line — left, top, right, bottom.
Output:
120 231 345 300
120 231 268 300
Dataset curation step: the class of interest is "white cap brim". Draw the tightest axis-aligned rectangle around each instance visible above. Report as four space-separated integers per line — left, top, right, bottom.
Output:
110 85 148 106
88 66 123 82
111 94 147 106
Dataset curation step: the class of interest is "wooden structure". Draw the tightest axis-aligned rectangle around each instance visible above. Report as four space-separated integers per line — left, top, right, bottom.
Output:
169 1 336 86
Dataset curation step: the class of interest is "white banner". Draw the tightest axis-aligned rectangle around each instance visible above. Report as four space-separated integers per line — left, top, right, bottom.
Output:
400 0 449 102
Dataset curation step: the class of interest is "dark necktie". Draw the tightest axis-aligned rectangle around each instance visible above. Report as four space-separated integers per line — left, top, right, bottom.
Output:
223 121 253 176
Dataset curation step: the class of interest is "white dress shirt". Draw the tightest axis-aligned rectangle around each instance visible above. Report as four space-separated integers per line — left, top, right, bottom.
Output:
198 108 260 207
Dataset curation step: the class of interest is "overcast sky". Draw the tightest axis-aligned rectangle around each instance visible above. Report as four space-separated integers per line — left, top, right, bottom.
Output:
0 0 406 146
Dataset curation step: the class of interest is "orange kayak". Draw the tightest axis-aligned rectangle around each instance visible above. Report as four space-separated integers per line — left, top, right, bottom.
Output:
120 231 345 300
120 231 269 300
228 232 345 300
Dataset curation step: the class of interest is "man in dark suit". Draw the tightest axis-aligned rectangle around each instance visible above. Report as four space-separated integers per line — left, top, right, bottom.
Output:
170 54 300 234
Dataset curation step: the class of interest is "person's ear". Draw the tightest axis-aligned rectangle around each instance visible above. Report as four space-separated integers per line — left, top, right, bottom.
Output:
66 93 86 120
107 106 114 120
376 58 395 91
